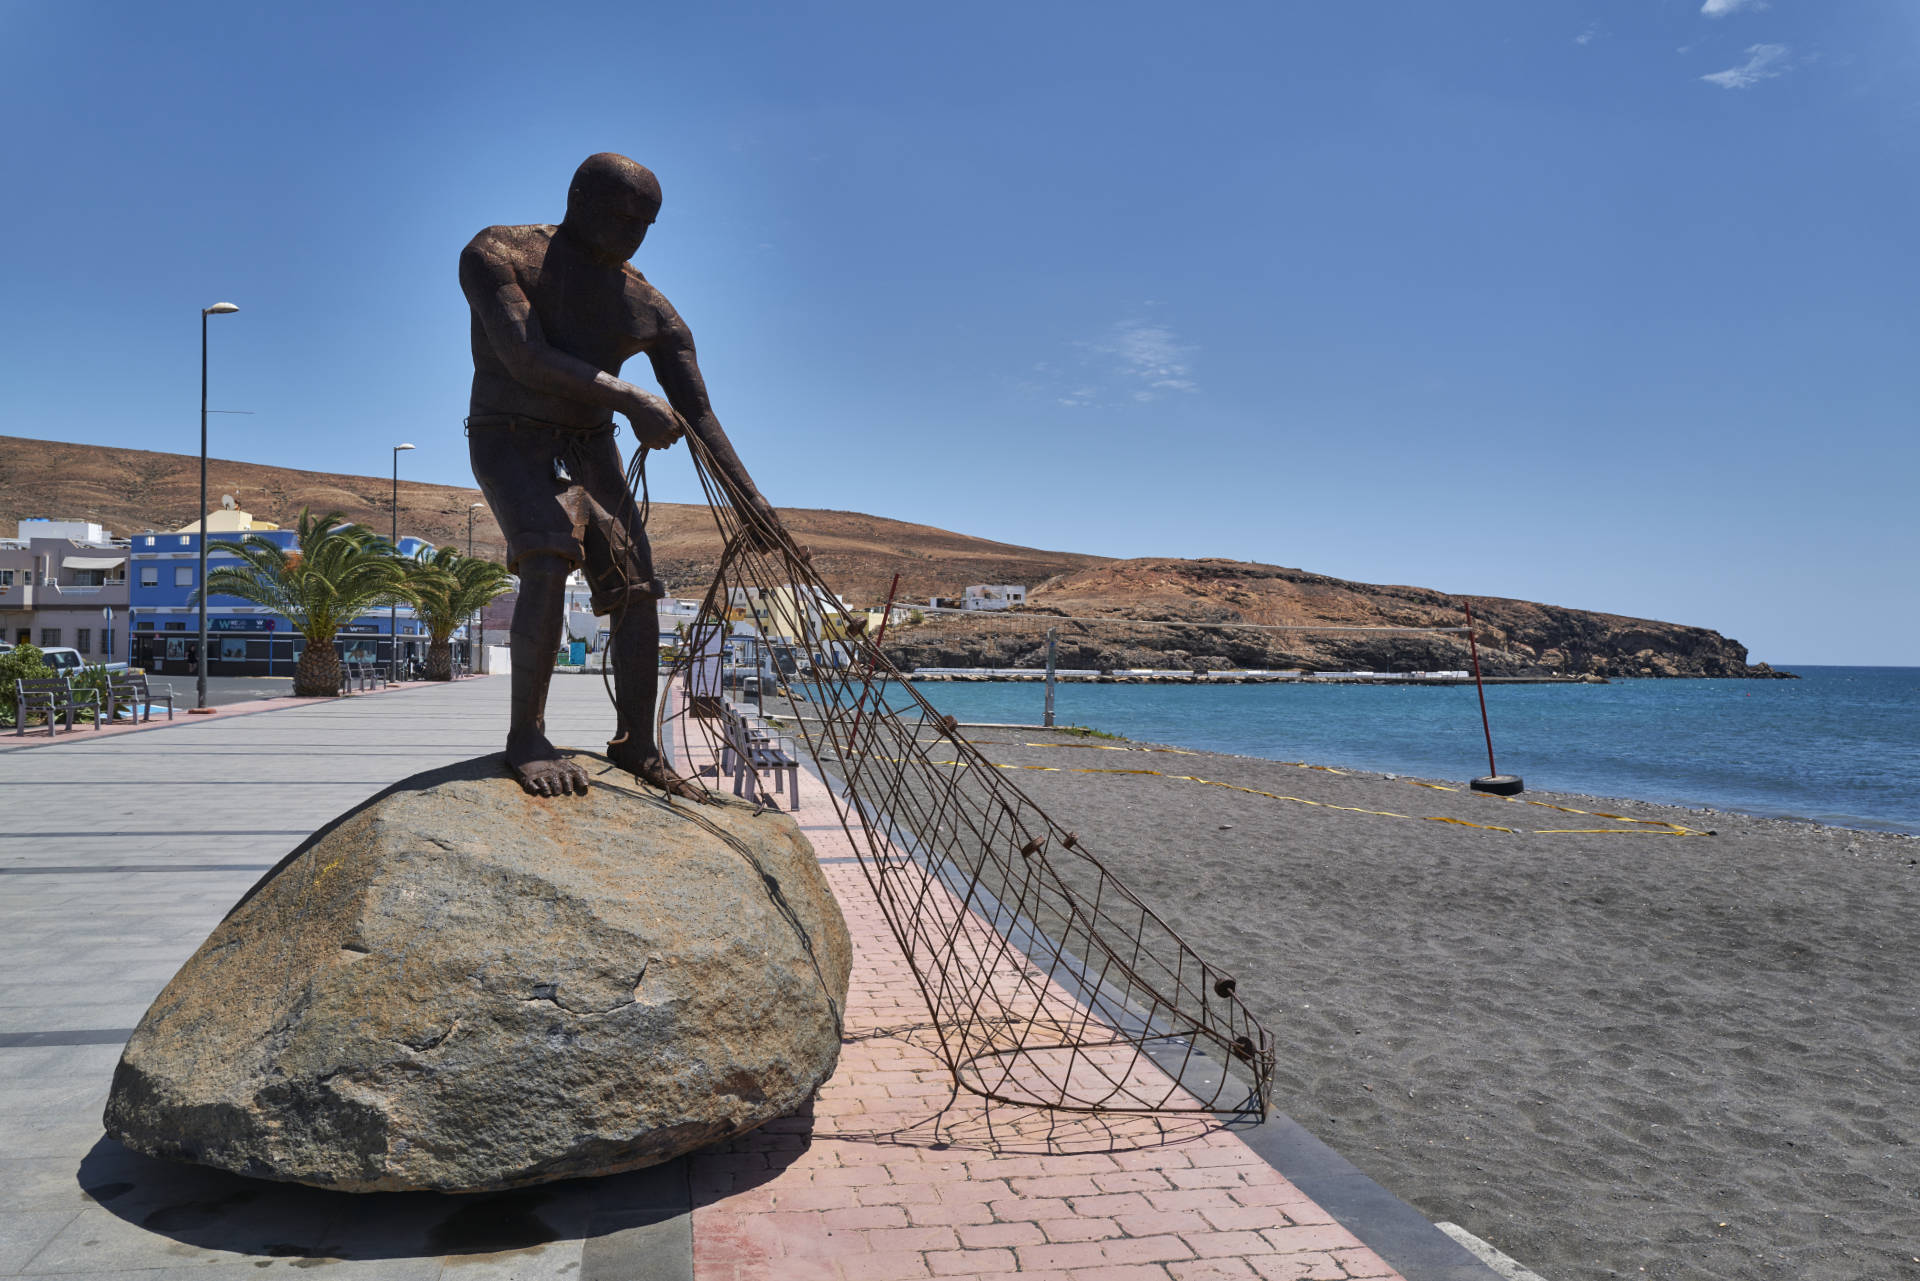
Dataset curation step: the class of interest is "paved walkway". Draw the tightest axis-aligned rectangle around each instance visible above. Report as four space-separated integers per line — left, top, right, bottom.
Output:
0 677 1461 1280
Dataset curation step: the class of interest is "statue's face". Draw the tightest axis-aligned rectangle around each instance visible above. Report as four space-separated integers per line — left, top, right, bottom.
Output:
570 187 659 263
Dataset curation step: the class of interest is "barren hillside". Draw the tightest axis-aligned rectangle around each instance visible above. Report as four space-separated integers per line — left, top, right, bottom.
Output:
0 436 1782 677
0 435 1099 605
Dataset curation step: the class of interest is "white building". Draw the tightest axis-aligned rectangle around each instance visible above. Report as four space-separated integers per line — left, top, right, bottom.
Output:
961 584 1027 611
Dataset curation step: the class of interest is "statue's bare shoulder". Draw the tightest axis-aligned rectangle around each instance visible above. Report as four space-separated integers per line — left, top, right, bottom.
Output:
460 224 554 298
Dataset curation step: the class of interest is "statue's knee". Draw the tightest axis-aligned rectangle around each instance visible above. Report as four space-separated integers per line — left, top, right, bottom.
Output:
516 553 573 583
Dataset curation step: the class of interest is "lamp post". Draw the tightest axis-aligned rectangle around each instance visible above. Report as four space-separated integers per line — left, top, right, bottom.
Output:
467 501 484 674
197 301 240 712
390 443 415 680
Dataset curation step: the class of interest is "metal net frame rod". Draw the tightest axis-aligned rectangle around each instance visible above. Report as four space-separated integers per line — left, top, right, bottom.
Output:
654 434 1276 1118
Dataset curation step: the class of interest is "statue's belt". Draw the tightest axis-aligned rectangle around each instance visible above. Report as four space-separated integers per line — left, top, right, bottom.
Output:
464 414 617 438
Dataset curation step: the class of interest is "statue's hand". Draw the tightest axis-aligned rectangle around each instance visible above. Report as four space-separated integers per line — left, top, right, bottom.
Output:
742 502 811 563
626 391 688 451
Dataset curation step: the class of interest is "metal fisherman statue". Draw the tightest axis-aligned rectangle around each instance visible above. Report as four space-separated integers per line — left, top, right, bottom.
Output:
461 153 791 797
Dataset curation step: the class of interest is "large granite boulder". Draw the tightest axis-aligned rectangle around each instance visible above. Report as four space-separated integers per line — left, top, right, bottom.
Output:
103 753 851 1193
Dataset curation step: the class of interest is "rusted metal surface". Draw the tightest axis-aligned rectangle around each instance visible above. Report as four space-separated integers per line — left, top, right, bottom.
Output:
660 431 1275 1120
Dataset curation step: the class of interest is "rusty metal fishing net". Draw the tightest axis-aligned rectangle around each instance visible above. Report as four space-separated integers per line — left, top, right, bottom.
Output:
654 435 1275 1118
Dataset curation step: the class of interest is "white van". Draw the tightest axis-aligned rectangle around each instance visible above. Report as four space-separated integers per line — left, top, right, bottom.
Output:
39 647 86 674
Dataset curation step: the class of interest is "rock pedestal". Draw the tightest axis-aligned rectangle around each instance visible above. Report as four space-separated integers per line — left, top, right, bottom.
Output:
103 753 852 1193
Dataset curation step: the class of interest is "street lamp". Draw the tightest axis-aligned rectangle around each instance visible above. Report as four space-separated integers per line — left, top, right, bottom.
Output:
467 501 484 675
197 301 239 712
390 443 415 680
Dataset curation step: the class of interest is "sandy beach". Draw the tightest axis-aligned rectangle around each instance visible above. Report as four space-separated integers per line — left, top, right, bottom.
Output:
927 725 1920 1281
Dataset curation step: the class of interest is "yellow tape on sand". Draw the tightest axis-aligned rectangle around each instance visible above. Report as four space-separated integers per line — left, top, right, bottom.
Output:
960 739 1710 835
868 751 1709 836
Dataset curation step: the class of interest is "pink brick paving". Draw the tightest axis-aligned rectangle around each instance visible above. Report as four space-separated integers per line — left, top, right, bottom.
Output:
687 747 1405 1281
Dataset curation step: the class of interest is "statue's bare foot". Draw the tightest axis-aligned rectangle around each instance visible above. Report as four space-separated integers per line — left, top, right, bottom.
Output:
608 739 712 802
507 730 590 797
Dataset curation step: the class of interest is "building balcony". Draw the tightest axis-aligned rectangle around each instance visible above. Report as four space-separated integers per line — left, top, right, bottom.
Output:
47 582 131 603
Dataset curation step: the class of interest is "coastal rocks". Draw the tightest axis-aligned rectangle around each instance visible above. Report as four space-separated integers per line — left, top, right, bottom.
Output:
881 557 1791 680
102 753 852 1193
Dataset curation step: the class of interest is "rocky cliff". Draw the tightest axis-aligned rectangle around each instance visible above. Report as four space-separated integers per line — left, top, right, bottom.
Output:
880 558 1790 679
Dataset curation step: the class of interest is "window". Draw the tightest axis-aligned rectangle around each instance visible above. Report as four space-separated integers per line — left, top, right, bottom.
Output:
76 629 91 654
0 570 11 587
72 570 106 587
163 621 186 631
139 566 159 587
175 567 194 588
101 628 114 658
39 629 60 647
178 536 190 546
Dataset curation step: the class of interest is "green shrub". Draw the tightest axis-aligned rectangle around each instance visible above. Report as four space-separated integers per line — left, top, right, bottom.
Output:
0 643 55 727
72 663 114 711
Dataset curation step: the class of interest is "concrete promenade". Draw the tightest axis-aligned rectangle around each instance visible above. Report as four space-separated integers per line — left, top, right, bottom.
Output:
0 677 1479 1280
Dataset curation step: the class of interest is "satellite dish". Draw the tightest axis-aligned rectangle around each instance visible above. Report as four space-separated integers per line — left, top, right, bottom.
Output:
221 494 237 510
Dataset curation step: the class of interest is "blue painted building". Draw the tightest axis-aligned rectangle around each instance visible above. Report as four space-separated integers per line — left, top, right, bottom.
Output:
127 527 436 677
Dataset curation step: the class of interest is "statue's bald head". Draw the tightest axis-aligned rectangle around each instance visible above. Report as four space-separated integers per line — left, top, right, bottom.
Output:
561 153 662 263
567 153 661 220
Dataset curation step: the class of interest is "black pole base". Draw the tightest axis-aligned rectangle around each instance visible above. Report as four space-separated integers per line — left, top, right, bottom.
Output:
1471 774 1524 796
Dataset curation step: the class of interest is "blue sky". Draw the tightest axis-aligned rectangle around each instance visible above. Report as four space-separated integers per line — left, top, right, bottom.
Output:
2 1 1915 664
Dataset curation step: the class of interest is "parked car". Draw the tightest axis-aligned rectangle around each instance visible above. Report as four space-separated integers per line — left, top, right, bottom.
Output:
39 647 86 674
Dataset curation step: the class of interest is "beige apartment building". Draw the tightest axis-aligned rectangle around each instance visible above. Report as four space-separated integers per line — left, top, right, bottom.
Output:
0 519 130 662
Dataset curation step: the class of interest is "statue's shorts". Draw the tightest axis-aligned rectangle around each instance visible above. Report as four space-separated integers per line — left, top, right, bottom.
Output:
467 415 664 616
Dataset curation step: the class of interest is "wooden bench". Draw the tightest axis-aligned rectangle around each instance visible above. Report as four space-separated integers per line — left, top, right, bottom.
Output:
107 672 174 723
13 676 102 737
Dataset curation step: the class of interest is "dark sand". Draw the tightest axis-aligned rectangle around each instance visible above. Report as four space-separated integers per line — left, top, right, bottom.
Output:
952 728 1920 1281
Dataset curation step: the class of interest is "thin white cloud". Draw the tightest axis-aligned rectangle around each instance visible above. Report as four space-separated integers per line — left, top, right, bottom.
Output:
1085 319 1199 401
1701 0 1763 16
1575 23 1600 46
1701 43 1789 88
1027 313 1201 408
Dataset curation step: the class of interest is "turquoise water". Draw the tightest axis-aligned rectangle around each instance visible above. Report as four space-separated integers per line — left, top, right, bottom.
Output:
901 666 1920 835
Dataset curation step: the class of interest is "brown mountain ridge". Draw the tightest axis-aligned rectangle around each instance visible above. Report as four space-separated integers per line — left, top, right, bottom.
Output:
0 435 1782 678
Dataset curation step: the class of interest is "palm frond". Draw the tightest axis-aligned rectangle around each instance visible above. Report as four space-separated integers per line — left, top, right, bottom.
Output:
405 545 514 643
187 508 413 647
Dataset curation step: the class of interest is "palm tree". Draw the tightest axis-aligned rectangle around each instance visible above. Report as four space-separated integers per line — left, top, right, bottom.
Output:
405 546 513 681
199 509 412 697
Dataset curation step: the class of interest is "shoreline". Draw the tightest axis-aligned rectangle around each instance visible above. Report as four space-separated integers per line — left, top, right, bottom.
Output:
792 708 1920 842
905 669 1607 685
878 669 1918 838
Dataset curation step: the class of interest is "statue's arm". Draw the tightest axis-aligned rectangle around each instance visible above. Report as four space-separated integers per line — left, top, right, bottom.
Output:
648 312 779 524
459 235 684 442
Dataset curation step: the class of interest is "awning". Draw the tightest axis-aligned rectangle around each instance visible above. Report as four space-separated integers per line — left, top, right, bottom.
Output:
63 554 128 570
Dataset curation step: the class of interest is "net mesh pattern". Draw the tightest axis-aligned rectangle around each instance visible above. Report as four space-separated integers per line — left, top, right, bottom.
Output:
654 438 1275 1118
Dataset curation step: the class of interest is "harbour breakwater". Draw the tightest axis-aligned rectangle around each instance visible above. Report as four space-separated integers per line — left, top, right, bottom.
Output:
905 668 1601 685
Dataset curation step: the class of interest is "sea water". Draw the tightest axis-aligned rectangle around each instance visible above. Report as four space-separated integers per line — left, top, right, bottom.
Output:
902 666 1920 835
